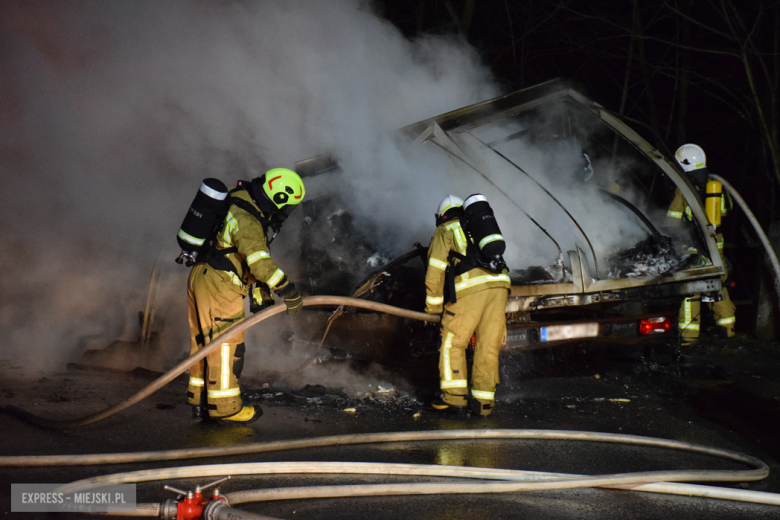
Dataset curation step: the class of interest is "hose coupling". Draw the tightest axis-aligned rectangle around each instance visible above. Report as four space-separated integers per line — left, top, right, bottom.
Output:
159 498 178 520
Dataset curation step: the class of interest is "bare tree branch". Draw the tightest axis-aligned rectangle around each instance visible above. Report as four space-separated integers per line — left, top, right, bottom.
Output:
556 2 742 58
662 0 735 41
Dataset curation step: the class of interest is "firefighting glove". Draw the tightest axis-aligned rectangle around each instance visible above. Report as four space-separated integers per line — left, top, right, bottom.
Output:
250 283 274 314
277 283 304 315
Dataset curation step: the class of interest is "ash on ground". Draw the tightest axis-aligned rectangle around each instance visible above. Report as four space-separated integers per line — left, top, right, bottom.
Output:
242 380 424 416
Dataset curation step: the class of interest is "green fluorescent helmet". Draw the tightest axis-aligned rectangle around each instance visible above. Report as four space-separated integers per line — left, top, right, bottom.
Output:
261 168 305 209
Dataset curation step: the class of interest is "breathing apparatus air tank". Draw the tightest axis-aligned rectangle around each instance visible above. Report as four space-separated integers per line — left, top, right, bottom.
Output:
463 194 506 258
175 178 229 267
705 179 723 227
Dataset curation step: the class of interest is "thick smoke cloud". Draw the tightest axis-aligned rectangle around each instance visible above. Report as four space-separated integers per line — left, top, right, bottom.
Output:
0 0 497 378
0 1 672 394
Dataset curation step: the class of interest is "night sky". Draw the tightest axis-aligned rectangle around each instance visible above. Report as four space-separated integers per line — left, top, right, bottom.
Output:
377 0 780 323
379 0 780 225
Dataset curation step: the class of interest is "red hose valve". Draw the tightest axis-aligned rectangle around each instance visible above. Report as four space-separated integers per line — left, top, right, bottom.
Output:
161 476 231 520
177 491 206 520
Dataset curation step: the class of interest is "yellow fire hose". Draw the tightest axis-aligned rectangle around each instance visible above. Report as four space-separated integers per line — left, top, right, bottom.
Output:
2 176 775 431
0 296 438 430
1 177 778 515
40 430 780 515
1 296 778 511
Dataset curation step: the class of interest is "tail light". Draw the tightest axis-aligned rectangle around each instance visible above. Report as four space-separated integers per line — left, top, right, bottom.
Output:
639 316 672 335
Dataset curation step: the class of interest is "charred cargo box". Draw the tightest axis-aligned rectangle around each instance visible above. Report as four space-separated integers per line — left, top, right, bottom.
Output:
295 80 725 361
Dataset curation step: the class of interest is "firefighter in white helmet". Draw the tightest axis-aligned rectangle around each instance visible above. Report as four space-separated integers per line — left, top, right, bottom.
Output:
424 195 511 416
187 168 305 424
666 144 736 343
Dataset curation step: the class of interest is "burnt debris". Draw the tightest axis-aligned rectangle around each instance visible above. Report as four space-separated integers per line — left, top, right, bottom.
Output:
607 235 697 278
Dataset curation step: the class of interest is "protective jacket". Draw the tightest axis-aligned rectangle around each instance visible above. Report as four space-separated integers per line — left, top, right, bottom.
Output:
425 217 510 414
666 187 732 228
666 185 736 339
187 187 291 418
212 188 293 296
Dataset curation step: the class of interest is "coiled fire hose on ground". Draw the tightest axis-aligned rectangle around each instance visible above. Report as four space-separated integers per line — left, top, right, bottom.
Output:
0 296 439 430
0 179 777 517
0 297 779 512
32 430 780 516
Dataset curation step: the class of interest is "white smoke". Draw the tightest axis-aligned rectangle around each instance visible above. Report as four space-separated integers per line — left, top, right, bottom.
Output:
0 0 671 394
0 0 496 379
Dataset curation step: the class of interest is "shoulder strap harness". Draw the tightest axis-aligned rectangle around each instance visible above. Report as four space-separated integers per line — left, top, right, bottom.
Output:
205 188 275 276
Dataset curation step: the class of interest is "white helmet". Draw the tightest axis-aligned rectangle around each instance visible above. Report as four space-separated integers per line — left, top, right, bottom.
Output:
675 143 707 172
436 195 463 218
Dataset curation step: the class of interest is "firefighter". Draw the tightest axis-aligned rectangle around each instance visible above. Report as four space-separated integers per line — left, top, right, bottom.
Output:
187 168 305 424
425 195 511 416
666 144 736 343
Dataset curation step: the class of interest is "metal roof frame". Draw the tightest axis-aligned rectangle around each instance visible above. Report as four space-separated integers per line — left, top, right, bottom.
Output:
402 79 724 297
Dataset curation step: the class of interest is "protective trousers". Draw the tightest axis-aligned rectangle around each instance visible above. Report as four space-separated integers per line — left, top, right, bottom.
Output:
187 265 246 418
678 244 736 340
438 287 508 407
678 287 736 341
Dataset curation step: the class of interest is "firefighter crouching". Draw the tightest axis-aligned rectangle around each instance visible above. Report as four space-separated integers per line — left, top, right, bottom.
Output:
666 144 736 344
425 195 511 416
187 168 305 424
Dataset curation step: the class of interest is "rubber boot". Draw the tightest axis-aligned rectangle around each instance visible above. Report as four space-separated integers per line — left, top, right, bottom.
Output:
216 405 262 425
192 389 208 420
469 397 493 416
431 397 466 413
715 324 735 338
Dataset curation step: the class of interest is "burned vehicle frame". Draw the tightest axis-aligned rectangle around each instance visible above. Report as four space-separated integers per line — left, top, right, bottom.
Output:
296 79 725 361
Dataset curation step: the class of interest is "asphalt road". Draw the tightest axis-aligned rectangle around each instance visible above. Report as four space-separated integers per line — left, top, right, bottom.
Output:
1 335 779 519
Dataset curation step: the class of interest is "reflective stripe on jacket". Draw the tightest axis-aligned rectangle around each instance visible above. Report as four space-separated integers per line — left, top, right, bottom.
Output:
666 187 732 222
214 189 289 295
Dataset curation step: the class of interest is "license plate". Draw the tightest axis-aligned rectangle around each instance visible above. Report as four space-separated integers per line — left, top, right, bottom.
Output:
540 323 599 342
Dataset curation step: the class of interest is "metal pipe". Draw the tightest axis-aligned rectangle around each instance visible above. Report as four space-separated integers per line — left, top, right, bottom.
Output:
202 501 283 520
89 503 160 517
430 140 563 258
599 189 663 239
467 132 600 277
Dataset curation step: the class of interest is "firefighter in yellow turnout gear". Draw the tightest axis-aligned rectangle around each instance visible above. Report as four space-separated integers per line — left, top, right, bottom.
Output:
187 168 305 424
666 144 736 342
425 195 511 416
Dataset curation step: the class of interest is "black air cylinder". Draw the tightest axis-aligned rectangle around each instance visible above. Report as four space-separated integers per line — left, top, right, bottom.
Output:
463 194 505 257
176 178 228 258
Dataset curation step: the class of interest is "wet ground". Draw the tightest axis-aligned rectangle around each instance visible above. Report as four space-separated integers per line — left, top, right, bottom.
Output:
1 334 780 519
